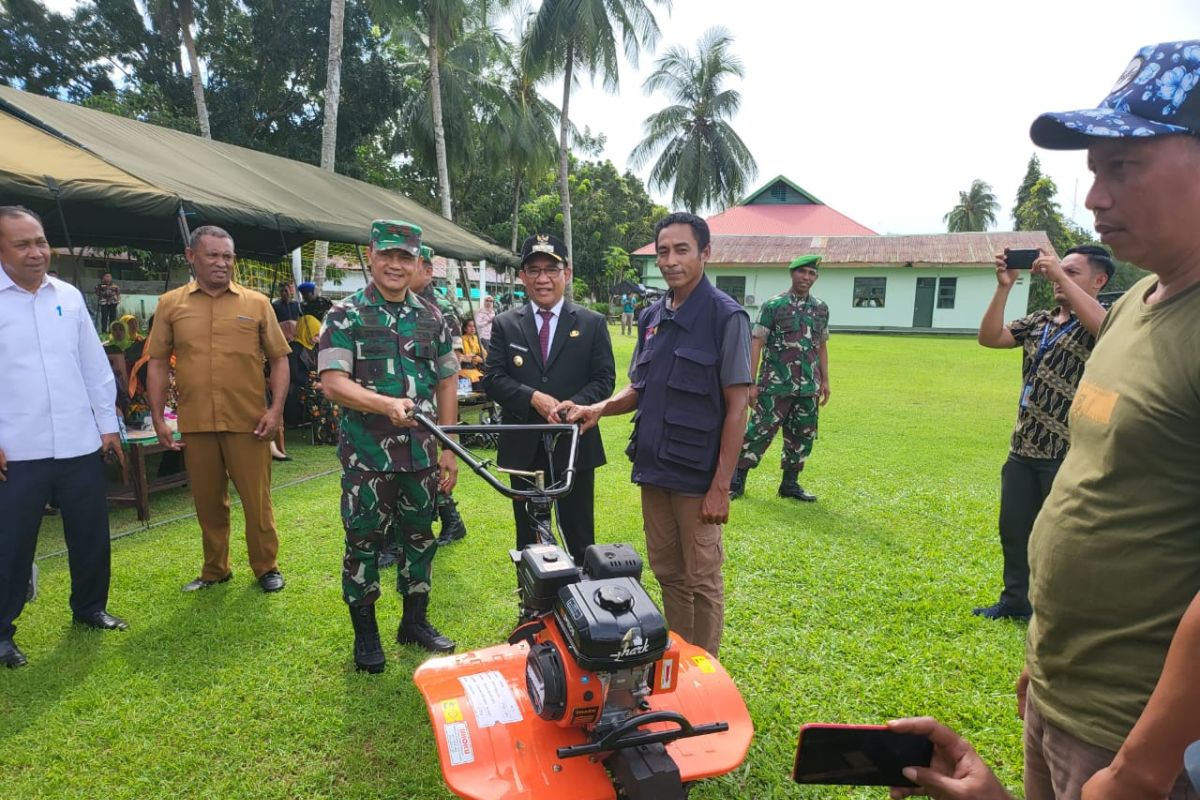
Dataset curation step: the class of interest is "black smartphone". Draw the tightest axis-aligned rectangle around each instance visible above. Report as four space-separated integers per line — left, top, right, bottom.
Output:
1004 248 1040 269
792 723 934 787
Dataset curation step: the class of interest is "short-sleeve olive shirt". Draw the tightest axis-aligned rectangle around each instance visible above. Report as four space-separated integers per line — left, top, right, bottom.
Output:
148 281 290 433
1027 276 1200 752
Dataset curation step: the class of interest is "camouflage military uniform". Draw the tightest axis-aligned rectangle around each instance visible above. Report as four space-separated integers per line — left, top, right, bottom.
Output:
317 283 457 605
419 284 463 349
737 291 830 472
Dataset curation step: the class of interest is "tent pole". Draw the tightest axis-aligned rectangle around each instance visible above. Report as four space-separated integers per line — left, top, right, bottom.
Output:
175 204 192 290
354 246 370 286
44 177 83 294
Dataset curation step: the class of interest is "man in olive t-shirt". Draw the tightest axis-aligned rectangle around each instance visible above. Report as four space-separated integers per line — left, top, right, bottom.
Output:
1020 41 1200 800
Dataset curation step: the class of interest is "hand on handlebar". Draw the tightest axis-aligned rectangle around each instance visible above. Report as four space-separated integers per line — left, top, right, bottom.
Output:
387 398 418 428
530 391 561 423
565 402 603 433
550 400 577 423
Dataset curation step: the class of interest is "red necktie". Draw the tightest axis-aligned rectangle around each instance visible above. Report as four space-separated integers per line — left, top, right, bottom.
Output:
538 309 553 362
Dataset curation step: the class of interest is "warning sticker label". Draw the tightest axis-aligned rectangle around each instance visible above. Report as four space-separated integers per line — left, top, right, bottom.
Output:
459 671 524 728
445 721 474 766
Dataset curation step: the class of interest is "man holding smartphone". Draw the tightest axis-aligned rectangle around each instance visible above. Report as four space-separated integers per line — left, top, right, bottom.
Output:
973 245 1110 621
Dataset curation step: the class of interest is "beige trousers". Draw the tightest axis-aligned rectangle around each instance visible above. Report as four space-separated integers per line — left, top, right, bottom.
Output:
640 486 725 655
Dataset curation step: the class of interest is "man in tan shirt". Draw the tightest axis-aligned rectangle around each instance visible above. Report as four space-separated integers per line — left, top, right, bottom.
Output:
147 226 291 593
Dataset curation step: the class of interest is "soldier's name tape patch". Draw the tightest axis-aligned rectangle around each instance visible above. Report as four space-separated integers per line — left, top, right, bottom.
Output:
458 670 523 728
444 721 475 766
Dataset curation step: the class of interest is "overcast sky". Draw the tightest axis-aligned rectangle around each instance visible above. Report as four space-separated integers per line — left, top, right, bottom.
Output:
44 0 1200 234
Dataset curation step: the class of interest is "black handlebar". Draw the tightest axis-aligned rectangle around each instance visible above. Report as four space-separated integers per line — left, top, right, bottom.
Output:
555 710 729 759
410 413 579 501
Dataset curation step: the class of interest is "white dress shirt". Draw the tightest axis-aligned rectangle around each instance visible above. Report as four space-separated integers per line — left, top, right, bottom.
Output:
532 296 566 356
0 269 119 461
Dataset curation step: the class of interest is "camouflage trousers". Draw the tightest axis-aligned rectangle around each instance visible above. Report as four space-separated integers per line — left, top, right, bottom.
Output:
341 467 438 605
737 392 818 472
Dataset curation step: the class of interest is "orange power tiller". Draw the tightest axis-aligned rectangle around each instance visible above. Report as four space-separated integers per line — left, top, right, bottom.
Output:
411 415 753 800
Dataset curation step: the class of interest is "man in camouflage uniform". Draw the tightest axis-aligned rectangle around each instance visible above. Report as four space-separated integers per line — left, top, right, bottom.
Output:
318 220 460 673
730 254 831 502
412 244 468 545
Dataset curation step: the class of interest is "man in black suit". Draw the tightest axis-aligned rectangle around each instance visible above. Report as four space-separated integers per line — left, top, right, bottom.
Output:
483 234 615 563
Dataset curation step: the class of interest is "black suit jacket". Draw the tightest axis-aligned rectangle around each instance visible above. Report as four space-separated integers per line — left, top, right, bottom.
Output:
483 300 615 471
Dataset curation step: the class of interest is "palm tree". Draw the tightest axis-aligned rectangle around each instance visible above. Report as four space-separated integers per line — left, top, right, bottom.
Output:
944 179 999 232
312 0 347 293
372 0 469 221
495 21 563 252
525 0 668 263
148 0 211 138
628 27 756 214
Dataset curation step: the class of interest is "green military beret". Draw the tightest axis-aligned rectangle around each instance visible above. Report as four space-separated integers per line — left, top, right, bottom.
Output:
419 244 435 264
789 255 821 271
371 220 422 255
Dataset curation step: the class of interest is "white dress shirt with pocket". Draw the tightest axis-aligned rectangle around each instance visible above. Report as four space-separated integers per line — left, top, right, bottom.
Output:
0 270 119 461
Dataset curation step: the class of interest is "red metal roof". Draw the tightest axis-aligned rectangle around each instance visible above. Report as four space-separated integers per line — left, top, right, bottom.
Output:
633 203 877 255
694 232 1056 266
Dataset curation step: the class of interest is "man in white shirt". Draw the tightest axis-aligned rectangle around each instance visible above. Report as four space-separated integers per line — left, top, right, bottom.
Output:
0 206 129 669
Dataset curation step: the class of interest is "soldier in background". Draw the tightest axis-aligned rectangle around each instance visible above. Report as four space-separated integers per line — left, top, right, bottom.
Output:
410 244 467 546
730 255 830 502
318 220 459 673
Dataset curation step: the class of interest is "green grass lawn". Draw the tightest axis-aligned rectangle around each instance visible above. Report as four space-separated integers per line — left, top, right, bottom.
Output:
2 328 1030 799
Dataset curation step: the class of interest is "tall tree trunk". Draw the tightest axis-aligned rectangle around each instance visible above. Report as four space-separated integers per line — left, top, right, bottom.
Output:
312 0 346 294
558 41 574 263
428 20 457 302
178 0 211 139
510 173 522 253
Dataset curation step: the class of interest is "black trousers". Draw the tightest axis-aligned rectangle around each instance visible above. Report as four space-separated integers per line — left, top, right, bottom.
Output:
0 451 112 640
99 303 117 331
997 453 1061 613
510 458 596 566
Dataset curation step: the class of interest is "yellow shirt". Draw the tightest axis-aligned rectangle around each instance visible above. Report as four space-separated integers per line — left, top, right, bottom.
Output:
147 281 290 433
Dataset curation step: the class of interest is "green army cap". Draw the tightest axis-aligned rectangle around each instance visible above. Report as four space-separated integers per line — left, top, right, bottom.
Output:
419 244 435 264
370 220 422 255
789 254 821 271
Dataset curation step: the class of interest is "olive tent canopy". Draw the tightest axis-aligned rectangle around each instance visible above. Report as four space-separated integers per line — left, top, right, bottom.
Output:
0 85 514 264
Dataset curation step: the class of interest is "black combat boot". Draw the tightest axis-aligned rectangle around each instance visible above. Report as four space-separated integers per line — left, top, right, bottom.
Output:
397 593 456 653
349 604 386 674
729 467 749 500
778 469 817 502
435 495 468 545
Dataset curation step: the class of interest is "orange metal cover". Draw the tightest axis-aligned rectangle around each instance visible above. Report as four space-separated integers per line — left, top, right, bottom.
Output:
412 636 753 800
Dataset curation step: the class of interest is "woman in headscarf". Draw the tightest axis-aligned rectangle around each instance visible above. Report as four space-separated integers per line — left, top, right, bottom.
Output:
459 318 487 387
474 295 496 347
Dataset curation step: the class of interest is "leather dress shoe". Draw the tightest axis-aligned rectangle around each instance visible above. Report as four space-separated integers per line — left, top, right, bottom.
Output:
972 602 1032 622
73 610 129 630
0 639 27 668
258 570 285 593
182 573 232 592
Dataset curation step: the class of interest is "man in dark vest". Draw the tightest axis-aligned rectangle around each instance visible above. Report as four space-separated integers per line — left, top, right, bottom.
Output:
567 213 751 655
484 233 615 563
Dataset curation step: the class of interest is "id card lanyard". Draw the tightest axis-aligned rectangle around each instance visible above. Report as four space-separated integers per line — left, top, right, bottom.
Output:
1021 317 1078 408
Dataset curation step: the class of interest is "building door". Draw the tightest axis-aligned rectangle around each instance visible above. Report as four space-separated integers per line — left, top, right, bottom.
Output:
913 278 936 328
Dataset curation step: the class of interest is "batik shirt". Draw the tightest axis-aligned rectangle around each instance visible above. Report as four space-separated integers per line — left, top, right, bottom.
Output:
753 291 830 397
318 283 456 472
1008 309 1096 460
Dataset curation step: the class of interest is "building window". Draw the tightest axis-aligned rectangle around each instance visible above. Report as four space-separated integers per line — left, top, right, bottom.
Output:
853 277 886 308
715 276 746 304
937 277 957 309
770 184 788 202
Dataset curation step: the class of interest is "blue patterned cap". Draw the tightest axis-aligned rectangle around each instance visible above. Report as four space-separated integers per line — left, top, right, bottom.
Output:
1031 41 1200 150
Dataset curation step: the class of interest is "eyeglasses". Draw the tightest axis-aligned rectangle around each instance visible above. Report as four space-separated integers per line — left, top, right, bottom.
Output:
521 267 564 278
